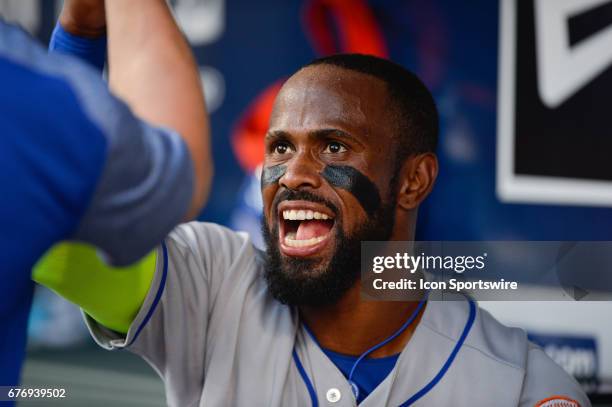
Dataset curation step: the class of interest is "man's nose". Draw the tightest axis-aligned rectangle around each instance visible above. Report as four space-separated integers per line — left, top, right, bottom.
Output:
279 151 322 191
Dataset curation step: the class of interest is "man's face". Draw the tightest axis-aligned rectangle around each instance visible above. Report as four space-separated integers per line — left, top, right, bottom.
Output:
261 65 401 306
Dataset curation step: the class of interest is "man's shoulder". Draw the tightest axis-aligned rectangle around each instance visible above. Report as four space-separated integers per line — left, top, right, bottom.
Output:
434 299 589 405
421 296 529 371
469 303 530 370
521 342 590 406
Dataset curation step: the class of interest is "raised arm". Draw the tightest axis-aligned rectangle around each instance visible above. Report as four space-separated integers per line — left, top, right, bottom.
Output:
105 0 212 218
33 0 214 331
57 0 212 218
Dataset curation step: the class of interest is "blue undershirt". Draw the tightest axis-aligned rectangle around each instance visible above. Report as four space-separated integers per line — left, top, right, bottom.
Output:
323 348 400 404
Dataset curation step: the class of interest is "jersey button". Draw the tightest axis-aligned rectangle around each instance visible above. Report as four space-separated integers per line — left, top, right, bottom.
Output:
326 388 341 403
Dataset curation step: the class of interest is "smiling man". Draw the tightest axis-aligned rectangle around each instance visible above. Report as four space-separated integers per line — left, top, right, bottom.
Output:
260 58 437 312
34 5 589 405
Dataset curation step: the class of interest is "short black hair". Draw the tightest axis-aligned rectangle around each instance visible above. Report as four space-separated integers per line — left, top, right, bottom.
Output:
303 54 439 159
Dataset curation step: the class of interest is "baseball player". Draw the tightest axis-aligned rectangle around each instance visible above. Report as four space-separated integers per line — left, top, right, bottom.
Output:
0 0 210 390
34 1 590 406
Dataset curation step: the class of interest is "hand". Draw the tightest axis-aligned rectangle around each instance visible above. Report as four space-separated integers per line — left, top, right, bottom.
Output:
59 0 106 38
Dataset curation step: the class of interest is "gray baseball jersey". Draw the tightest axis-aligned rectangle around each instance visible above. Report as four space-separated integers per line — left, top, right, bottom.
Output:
85 222 590 407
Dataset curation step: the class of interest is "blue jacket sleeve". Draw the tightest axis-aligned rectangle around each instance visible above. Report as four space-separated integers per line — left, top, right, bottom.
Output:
49 23 107 73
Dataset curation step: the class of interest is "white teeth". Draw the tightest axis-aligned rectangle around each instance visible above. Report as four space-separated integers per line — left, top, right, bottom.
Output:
284 234 328 248
282 209 332 221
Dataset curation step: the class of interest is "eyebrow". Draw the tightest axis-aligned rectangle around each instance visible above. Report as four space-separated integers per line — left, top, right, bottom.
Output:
265 128 363 145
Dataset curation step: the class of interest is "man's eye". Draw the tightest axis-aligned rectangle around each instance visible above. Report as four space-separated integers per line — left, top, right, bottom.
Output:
273 143 290 155
324 142 347 154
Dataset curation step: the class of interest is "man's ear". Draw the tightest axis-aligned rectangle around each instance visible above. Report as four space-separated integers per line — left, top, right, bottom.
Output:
396 153 438 211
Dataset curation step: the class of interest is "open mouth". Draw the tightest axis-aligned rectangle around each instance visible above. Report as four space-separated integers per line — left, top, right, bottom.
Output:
278 201 336 256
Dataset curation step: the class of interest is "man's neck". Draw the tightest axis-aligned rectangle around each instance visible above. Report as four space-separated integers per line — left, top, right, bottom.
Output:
299 282 426 358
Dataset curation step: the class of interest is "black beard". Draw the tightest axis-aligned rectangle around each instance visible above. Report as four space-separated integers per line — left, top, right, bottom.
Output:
262 190 396 307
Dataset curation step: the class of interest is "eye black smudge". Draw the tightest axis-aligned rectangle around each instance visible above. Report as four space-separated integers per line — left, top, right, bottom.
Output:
321 165 381 216
261 164 287 188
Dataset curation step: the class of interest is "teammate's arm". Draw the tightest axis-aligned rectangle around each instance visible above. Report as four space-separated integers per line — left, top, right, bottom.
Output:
33 0 152 335
44 0 212 260
105 0 212 218
34 17 153 334
56 0 212 218
34 0 212 332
